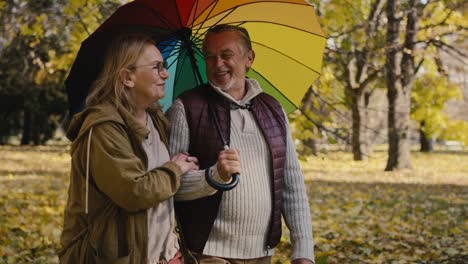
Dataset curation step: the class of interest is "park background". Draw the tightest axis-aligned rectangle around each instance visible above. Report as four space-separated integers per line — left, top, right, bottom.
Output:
0 0 466 263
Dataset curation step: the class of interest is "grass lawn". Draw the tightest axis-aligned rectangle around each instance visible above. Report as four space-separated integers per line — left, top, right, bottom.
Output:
0 145 466 263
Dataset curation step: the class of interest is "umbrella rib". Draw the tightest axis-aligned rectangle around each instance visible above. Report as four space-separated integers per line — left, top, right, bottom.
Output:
194 20 326 39
200 6 239 35
166 52 182 68
172 57 186 88
192 17 243 43
164 44 184 68
145 8 180 31
193 46 205 61
188 2 327 40
191 35 204 47
188 0 201 29
193 0 222 37
158 41 183 64
189 0 225 29
158 42 180 49
252 41 322 76
219 0 311 10
190 1 317 27
249 21 327 38
166 49 182 61
175 1 185 30
250 68 298 110
172 49 198 87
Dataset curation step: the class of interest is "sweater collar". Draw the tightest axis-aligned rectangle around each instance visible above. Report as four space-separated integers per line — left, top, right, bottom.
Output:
209 78 263 107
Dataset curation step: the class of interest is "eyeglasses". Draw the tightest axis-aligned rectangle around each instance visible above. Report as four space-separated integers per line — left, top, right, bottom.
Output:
129 61 168 75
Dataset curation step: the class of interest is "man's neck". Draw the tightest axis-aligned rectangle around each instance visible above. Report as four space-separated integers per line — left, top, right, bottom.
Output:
209 81 247 102
227 86 247 101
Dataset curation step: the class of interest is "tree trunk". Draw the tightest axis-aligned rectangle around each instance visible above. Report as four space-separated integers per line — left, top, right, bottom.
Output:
21 109 32 145
303 138 317 155
32 112 41 145
346 0 385 161
419 121 433 152
385 0 413 170
301 87 319 156
350 88 370 160
385 83 412 170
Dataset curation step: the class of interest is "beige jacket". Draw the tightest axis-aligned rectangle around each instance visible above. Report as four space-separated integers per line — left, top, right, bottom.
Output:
59 103 183 264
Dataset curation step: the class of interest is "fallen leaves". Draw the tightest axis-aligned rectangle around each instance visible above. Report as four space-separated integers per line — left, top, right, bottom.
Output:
0 145 69 263
0 146 466 263
275 150 468 263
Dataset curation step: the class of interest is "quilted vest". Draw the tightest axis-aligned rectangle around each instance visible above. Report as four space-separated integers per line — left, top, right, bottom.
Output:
174 84 287 253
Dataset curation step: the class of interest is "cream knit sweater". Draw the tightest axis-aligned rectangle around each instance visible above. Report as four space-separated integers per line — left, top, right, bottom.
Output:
143 114 179 263
166 79 314 261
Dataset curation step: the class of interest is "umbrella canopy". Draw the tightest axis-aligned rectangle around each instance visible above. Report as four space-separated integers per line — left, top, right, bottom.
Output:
66 0 326 116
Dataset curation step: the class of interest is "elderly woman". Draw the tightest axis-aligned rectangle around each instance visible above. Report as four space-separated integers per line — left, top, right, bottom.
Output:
59 34 198 264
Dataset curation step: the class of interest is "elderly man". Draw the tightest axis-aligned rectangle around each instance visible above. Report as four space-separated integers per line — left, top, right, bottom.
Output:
166 24 315 264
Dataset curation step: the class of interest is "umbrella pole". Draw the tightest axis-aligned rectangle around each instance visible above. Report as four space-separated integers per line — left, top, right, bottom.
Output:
205 103 240 191
186 44 204 86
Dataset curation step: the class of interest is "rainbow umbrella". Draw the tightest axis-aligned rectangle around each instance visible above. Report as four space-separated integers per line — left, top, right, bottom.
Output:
66 0 326 115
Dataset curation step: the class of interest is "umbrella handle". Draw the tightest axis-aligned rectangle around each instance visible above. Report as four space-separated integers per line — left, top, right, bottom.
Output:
205 168 239 191
205 103 240 191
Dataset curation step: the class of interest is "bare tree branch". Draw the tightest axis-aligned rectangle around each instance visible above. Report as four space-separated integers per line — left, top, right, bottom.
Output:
431 39 468 60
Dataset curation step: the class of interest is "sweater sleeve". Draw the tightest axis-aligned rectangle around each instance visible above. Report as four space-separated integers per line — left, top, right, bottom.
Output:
281 111 315 263
165 99 218 201
89 122 183 212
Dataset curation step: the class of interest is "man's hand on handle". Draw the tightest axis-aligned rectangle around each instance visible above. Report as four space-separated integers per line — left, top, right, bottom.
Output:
216 148 241 182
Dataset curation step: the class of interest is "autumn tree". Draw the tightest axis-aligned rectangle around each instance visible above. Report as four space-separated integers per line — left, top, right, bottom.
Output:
411 70 462 152
0 0 124 144
312 0 388 160
0 0 70 144
384 0 466 170
290 66 351 157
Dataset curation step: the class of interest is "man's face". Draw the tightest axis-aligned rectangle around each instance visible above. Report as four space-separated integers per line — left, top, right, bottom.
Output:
203 31 254 93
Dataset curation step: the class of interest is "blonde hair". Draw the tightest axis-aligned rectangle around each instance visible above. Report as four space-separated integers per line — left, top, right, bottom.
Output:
86 34 155 114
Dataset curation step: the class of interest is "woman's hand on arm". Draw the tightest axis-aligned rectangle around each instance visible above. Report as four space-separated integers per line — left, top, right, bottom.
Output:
171 152 199 173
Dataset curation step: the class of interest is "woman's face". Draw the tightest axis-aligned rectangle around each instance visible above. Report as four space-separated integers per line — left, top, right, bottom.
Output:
130 44 169 108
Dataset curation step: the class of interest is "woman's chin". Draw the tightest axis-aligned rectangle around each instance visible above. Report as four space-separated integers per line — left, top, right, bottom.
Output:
153 93 164 101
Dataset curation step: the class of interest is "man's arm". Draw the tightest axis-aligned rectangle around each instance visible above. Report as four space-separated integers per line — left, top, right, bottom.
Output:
166 99 221 201
281 111 315 263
